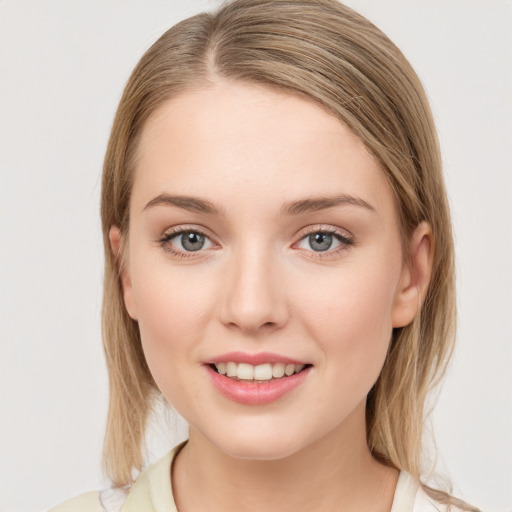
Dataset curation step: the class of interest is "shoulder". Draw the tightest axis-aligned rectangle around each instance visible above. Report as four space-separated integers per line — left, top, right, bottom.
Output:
47 442 185 512
47 491 103 512
414 485 470 512
393 471 472 512
47 487 129 512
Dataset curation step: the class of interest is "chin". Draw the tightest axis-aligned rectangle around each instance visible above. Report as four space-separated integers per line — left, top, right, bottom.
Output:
200 419 316 461
220 438 303 461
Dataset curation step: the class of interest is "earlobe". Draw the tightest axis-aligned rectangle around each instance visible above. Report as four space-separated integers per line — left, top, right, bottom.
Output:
391 222 433 328
109 226 138 321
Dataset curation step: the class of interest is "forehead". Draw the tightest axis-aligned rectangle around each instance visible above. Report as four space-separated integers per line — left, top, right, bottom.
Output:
131 81 393 217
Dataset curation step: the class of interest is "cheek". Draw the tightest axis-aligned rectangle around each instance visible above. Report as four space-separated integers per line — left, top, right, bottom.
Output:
128 257 217 393
296 255 401 382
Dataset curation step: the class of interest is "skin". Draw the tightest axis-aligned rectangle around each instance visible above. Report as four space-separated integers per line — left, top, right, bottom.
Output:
110 80 433 512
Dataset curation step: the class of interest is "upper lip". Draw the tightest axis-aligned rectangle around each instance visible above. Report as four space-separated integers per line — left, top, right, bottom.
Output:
205 351 309 366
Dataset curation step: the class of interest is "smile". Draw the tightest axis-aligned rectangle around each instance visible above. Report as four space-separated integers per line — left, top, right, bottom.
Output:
205 355 312 405
211 362 307 381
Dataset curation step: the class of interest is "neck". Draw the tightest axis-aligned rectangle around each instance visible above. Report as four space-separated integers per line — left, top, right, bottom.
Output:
172 402 399 512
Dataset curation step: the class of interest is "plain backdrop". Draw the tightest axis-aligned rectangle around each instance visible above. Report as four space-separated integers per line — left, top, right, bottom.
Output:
0 1 511 511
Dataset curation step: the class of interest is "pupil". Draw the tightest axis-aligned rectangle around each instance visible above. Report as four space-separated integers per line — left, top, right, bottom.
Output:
182 232 205 251
309 233 332 252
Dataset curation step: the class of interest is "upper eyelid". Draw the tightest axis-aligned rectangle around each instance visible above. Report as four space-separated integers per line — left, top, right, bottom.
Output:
160 224 351 236
162 225 215 239
295 224 353 241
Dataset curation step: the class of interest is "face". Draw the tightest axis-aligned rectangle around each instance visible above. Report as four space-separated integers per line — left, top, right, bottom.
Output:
113 81 424 460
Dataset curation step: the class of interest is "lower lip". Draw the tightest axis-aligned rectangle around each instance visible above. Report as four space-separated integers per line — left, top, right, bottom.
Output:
205 365 311 405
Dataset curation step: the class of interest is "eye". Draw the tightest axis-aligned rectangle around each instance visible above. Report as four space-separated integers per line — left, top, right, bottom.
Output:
304 232 337 252
295 228 353 254
159 228 215 255
176 231 209 252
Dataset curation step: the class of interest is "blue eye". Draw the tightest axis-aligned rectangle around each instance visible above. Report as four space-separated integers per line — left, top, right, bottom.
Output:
160 229 214 253
296 230 353 253
308 232 335 252
179 232 206 251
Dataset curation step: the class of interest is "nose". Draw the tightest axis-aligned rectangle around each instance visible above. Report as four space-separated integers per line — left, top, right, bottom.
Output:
218 246 289 334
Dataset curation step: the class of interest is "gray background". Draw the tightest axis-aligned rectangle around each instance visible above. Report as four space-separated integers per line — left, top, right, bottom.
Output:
0 1 510 511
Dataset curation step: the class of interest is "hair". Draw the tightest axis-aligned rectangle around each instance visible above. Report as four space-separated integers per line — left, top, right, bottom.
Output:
100 0 474 509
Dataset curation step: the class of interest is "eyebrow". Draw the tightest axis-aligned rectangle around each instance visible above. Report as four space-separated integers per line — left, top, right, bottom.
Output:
143 194 223 215
281 194 375 216
143 193 375 216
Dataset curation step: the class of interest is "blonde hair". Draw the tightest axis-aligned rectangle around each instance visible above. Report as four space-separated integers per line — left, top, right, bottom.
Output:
100 0 473 508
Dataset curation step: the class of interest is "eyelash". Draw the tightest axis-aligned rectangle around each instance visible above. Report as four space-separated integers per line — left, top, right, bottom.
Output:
157 225 355 260
295 226 355 260
158 226 214 260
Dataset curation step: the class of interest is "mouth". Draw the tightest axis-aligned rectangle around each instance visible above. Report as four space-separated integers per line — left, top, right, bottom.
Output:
209 362 312 383
205 352 313 404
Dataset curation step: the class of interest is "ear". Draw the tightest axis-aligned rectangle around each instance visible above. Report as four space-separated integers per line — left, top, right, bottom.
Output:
109 226 138 320
392 221 433 328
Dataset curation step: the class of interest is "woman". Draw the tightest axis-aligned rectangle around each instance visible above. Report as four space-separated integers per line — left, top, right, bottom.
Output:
50 0 479 510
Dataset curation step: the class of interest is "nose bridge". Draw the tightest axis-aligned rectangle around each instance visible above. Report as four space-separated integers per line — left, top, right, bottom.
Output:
219 239 288 333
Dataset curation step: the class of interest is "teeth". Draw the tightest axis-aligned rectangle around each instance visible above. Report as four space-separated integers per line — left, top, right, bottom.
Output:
272 363 285 378
214 362 307 381
226 362 237 377
237 363 254 380
254 363 272 380
285 364 295 376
